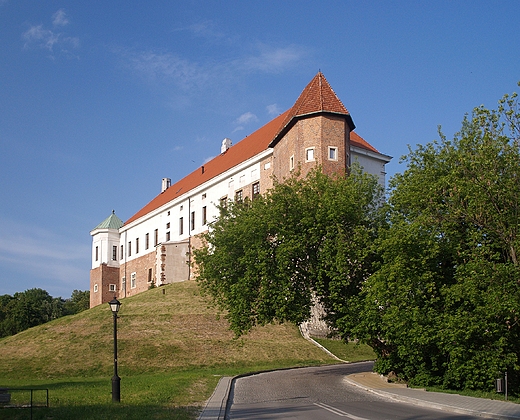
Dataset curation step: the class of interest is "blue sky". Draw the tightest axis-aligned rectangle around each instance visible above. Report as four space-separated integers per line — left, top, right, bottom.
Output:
1 1 519 298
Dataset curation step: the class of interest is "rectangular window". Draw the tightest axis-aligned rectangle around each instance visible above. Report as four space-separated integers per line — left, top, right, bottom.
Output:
166 231 170 241
191 211 195 231
154 229 158 246
148 268 153 283
305 148 315 162
328 146 338 161
109 284 116 292
112 245 117 261
136 238 139 254
179 217 184 235
145 233 149 250
290 155 295 171
128 241 132 257
202 206 207 225
131 272 136 289
239 175 245 185
252 182 260 199
120 245 124 260
95 246 99 261
94 284 98 293
220 196 227 209
235 190 243 202
166 222 170 229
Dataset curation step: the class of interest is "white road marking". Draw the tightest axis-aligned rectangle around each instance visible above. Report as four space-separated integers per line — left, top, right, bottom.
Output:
314 402 370 419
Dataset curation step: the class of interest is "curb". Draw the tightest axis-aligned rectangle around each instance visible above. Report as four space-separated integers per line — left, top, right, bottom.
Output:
344 376 520 420
198 376 233 420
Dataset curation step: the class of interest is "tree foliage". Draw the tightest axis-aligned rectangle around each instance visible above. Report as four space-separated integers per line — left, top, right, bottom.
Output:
194 85 520 393
194 166 383 336
351 86 520 390
0 288 90 338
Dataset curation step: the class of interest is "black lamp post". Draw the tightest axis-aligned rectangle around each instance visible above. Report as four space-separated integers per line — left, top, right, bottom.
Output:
108 297 121 402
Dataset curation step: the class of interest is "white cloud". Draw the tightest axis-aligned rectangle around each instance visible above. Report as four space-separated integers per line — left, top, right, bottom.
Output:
22 9 79 57
240 44 307 73
267 104 282 116
234 112 258 126
0 217 90 294
52 9 69 27
122 49 208 90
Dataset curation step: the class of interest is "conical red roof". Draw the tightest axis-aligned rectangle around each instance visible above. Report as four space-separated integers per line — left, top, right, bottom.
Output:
270 72 354 147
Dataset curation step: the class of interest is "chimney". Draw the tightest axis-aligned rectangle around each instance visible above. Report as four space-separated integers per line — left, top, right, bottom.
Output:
161 178 171 192
221 138 232 154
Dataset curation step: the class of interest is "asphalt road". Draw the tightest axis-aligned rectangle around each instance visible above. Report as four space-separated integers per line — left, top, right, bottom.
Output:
227 362 476 419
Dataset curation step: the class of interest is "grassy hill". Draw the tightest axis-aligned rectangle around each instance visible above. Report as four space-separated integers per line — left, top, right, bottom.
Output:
0 281 341 419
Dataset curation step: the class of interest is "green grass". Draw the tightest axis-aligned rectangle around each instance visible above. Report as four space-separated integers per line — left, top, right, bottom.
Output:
313 338 377 362
0 282 342 419
419 385 520 404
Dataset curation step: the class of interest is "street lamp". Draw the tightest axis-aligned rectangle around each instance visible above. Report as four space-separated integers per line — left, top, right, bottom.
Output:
108 296 121 402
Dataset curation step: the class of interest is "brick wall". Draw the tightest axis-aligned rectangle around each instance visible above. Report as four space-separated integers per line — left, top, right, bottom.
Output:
119 251 156 298
273 114 350 181
90 264 120 308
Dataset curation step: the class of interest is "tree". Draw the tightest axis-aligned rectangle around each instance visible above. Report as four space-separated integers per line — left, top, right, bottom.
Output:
354 86 520 391
194 165 383 336
64 290 90 315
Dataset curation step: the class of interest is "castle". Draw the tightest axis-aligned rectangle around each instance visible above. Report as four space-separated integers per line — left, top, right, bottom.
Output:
89 72 391 308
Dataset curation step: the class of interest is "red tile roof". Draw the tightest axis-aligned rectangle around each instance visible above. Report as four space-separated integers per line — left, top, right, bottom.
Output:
125 110 290 225
270 72 355 147
124 73 379 225
351 131 379 153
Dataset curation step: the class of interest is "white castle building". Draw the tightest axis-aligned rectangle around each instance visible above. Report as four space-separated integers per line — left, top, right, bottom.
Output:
89 72 392 307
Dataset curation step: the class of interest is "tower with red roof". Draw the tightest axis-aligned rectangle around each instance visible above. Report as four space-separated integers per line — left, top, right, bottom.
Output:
89 72 391 307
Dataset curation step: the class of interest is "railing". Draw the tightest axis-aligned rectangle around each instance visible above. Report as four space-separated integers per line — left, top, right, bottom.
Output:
0 388 49 419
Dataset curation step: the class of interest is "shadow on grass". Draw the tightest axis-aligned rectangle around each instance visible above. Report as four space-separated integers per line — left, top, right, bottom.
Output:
0 404 200 420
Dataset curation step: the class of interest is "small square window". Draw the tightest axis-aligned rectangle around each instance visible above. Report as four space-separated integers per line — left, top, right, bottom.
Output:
235 190 243 202
109 284 116 292
305 148 315 162
328 147 338 161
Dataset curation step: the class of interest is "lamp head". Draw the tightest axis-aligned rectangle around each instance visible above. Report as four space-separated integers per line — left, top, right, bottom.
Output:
108 296 121 315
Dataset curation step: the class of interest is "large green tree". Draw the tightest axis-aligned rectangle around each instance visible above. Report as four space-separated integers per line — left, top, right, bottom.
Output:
194 166 383 336
351 87 520 391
